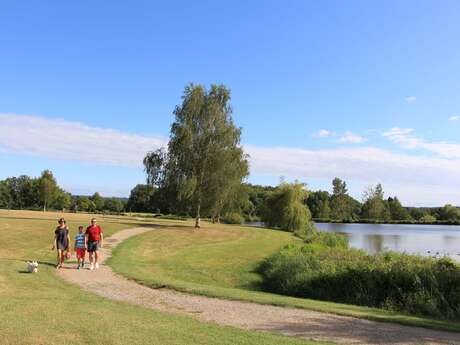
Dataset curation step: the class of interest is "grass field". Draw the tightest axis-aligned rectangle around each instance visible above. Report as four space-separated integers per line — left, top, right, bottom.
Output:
0 210 323 345
110 220 460 333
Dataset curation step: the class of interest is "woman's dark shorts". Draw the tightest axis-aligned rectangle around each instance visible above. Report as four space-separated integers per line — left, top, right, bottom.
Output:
87 241 100 253
56 241 68 251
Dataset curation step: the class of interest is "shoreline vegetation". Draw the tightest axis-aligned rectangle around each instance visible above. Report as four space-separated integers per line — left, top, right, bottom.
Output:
109 219 460 333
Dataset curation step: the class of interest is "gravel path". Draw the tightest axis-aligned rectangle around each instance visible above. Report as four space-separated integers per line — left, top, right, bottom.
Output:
57 227 460 345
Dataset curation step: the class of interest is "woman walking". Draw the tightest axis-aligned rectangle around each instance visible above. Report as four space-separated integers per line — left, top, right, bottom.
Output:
52 217 70 269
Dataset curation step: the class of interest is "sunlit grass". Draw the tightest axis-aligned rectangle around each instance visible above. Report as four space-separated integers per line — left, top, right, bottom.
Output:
0 210 323 345
110 220 460 333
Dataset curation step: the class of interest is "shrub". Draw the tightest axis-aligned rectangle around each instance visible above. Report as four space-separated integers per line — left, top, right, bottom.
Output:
294 223 348 249
259 243 460 319
222 212 245 224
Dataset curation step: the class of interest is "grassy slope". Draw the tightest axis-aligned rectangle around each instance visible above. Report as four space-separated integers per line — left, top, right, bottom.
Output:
110 220 460 333
0 210 322 345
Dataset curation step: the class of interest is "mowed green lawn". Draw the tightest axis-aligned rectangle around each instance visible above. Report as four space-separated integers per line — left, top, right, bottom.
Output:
111 221 298 289
110 220 460 333
0 210 323 345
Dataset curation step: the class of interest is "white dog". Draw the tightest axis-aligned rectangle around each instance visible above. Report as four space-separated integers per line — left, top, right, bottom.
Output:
27 261 39 273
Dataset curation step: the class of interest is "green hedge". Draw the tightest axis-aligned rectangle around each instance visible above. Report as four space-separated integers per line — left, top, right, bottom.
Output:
259 242 460 319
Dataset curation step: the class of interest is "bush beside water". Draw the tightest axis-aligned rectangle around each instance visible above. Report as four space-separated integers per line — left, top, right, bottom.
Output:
259 230 460 319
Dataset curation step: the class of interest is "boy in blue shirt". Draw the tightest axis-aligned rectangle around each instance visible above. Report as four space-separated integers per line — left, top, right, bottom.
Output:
74 226 86 269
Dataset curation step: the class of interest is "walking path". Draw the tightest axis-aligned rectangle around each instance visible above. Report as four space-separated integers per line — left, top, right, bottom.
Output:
57 227 460 345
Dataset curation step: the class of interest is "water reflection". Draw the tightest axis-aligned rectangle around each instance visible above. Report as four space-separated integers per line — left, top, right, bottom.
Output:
316 223 460 261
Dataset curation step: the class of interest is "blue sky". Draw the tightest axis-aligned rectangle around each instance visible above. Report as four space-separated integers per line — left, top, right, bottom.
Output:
1 1 459 206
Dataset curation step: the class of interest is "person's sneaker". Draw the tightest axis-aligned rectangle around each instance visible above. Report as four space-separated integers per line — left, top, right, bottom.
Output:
77 265 80 270
89 264 94 271
95 262 99 269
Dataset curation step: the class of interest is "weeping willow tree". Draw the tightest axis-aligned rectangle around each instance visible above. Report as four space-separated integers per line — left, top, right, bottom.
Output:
144 84 248 228
262 182 311 231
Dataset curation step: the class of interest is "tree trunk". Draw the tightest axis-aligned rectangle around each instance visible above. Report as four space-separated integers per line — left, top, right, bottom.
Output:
195 204 201 229
43 201 46 212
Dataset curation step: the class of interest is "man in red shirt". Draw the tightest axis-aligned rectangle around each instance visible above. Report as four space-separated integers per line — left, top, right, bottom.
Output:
85 218 103 270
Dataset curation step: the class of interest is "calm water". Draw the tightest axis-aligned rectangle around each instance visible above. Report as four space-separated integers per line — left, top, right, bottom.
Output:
317 223 460 261
246 222 460 261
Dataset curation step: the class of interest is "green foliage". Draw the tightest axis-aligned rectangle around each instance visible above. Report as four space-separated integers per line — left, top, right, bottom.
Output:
127 184 156 212
306 191 331 219
53 190 72 210
104 197 125 213
388 197 412 221
244 184 276 219
262 182 311 231
295 225 348 249
260 242 460 319
90 192 105 211
437 204 460 222
420 214 437 223
144 84 248 228
74 196 95 212
329 178 360 221
361 184 390 221
38 169 59 211
222 212 245 224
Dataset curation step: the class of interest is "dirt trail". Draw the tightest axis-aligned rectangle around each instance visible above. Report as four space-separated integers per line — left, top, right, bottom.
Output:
57 227 460 345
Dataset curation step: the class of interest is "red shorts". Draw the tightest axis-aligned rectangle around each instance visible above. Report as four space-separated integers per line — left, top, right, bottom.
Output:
75 248 86 259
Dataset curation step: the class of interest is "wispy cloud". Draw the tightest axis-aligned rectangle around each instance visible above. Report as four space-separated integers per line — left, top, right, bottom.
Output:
336 131 367 144
383 127 460 159
405 96 417 102
314 129 334 138
449 115 460 121
246 145 460 206
0 114 167 167
1 114 459 205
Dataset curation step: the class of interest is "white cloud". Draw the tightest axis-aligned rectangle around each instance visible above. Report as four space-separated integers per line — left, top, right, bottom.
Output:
405 96 417 102
0 114 167 167
246 145 460 206
336 131 367 144
449 115 460 121
383 127 460 158
315 129 334 138
1 114 459 205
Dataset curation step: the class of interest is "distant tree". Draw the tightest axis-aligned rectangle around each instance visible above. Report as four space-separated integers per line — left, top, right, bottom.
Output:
437 204 460 221
4 175 39 209
38 170 59 212
245 184 276 219
127 184 156 213
0 181 12 209
90 192 105 211
420 214 436 223
104 197 125 213
329 178 356 221
361 184 390 220
387 197 411 221
53 190 72 210
144 84 248 228
409 208 427 221
306 190 331 219
262 182 311 231
75 196 94 212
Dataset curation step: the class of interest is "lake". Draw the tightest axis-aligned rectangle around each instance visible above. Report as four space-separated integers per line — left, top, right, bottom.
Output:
246 222 460 262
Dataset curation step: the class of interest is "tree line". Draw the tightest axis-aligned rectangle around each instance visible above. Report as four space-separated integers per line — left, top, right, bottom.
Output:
125 178 460 225
0 170 126 213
